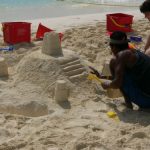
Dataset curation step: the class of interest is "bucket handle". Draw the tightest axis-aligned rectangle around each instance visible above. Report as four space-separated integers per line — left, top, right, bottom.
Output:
110 16 131 28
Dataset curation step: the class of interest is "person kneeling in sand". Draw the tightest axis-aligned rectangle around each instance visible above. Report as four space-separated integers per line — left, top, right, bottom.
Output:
140 0 150 56
90 31 150 109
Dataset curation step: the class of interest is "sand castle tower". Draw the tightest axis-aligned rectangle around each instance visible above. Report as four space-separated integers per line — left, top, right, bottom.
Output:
101 59 111 77
0 32 92 117
54 80 69 103
0 57 8 77
102 59 122 98
42 31 63 56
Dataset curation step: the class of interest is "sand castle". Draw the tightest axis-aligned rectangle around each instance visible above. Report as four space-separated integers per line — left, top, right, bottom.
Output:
54 80 69 103
16 31 88 85
0 31 89 117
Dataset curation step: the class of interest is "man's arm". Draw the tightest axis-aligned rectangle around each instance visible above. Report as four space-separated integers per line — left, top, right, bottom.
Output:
102 51 131 89
108 56 125 88
144 34 150 51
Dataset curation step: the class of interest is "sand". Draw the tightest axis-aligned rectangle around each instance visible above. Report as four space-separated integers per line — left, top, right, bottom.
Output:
0 11 150 150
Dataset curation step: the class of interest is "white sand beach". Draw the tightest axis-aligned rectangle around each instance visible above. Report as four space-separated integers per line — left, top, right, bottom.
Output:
0 11 150 150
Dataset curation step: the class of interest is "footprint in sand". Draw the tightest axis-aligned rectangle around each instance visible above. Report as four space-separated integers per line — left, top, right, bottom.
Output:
131 131 148 139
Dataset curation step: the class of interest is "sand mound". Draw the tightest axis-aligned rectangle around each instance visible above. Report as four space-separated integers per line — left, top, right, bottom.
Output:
0 100 48 117
15 50 63 88
14 48 91 92
62 23 111 66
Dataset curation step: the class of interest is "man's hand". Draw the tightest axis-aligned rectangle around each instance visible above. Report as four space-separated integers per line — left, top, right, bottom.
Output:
101 80 111 89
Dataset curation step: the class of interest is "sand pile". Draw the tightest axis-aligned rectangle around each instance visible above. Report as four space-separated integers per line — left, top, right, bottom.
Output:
62 22 111 67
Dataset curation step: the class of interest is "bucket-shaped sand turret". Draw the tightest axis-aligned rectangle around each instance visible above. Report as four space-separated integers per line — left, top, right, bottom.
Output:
0 57 8 77
54 80 69 103
42 31 63 56
102 59 122 98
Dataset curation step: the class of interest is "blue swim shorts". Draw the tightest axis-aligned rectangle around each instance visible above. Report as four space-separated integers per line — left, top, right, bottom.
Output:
122 73 150 108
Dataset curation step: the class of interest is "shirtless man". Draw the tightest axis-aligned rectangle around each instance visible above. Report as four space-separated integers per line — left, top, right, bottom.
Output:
90 31 150 109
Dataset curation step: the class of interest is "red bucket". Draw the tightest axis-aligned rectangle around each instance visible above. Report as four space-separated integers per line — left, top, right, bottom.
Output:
2 22 31 44
106 13 133 32
35 23 63 41
36 23 53 39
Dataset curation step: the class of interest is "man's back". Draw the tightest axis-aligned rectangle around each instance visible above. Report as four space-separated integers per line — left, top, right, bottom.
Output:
126 50 150 95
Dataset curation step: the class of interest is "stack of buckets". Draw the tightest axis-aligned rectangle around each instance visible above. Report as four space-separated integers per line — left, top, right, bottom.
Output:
106 13 134 33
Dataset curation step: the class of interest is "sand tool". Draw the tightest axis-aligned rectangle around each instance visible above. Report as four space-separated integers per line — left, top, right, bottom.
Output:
87 73 103 84
0 45 13 51
107 111 120 122
88 71 122 98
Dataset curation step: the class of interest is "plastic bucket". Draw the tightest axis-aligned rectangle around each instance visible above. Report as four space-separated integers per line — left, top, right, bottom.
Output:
36 23 63 41
36 23 53 39
106 13 133 32
129 36 142 42
2 22 31 44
